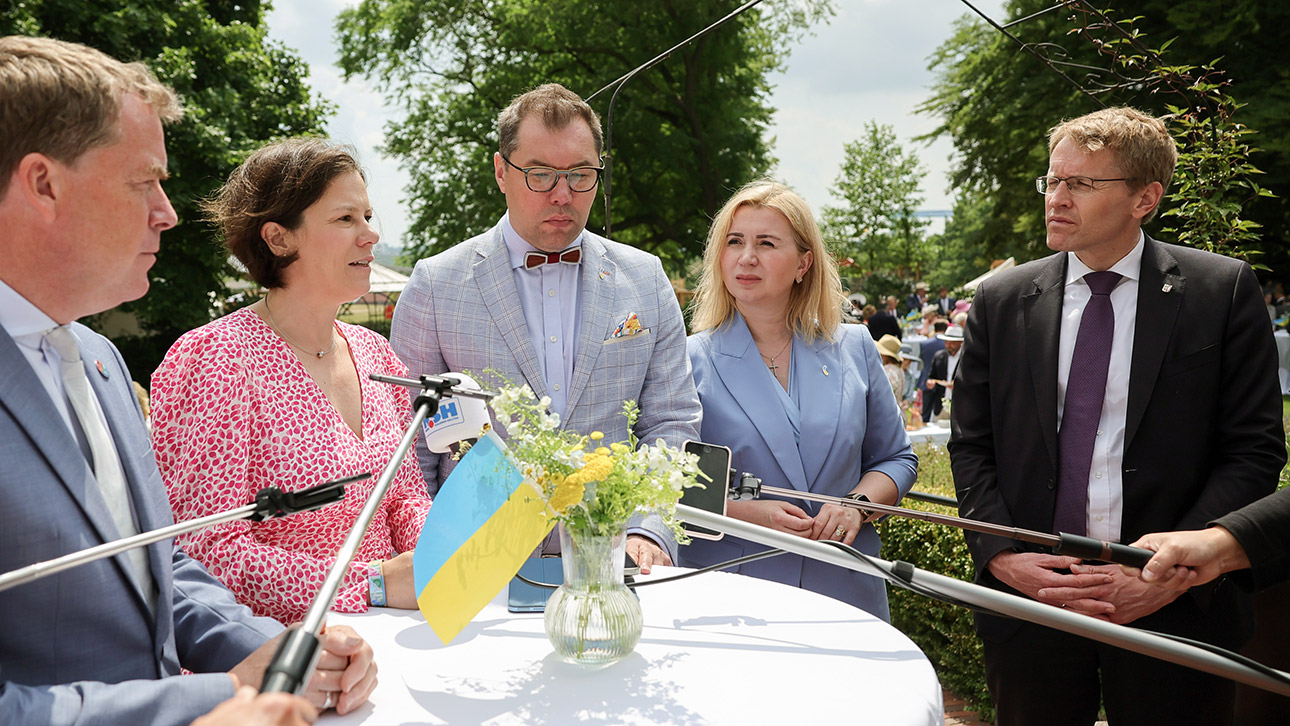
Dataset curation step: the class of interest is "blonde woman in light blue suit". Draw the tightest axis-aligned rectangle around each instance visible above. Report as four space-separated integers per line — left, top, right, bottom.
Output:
682 181 917 620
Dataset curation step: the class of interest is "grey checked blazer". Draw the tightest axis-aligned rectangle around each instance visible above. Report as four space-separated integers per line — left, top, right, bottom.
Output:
391 220 702 557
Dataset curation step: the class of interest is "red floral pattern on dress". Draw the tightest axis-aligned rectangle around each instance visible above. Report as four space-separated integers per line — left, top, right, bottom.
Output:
151 307 431 623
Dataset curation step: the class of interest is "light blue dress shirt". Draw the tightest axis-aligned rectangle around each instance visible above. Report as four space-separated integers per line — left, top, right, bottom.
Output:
500 214 583 419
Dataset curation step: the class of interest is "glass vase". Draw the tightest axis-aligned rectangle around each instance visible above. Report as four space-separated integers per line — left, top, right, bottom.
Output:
543 524 643 665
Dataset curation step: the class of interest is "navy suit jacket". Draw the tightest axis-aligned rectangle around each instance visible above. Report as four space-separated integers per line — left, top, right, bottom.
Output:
681 314 917 619
0 323 281 726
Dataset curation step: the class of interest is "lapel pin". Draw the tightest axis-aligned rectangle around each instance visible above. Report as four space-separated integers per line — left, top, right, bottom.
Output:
598 266 611 280
822 365 829 376
95 360 108 379
1161 283 1172 293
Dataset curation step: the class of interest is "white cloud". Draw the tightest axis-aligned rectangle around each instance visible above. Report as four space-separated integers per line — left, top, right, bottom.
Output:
264 0 1007 249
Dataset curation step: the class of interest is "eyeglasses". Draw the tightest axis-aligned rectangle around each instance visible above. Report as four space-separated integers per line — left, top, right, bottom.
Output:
1035 175 1130 195
501 154 603 193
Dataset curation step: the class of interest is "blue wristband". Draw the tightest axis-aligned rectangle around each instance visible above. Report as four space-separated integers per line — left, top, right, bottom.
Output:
367 560 387 607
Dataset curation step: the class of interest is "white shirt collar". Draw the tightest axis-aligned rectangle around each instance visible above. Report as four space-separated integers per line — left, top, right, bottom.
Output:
0 277 60 346
1066 230 1144 286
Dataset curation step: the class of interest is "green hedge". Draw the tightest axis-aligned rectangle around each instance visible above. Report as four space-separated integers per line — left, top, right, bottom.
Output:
878 443 994 722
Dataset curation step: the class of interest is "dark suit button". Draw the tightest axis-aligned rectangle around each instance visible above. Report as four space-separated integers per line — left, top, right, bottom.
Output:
1046 478 1055 490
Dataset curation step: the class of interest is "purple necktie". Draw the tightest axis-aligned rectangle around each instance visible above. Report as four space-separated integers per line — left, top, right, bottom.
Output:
1053 270 1122 536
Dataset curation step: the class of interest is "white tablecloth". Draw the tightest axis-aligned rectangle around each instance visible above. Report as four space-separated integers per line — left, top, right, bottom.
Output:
324 567 942 725
907 423 951 445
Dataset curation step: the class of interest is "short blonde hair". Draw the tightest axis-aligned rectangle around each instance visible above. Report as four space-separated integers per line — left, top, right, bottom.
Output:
1048 106 1176 223
691 180 844 343
0 36 181 199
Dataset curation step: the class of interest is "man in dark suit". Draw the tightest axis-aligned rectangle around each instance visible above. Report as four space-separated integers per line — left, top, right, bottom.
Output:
921 323 959 423
935 285 957 316
866 295 902 341
905 281 929 315
0 36 373 725
948 106 1285 726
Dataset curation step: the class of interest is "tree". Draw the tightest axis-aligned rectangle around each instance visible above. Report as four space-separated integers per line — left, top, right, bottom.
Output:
822 122 930 279
335 0 832 272
2 0 332 373
920 0 1290 273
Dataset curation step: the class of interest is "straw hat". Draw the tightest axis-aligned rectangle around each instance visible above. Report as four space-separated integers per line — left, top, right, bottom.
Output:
876 334 903 361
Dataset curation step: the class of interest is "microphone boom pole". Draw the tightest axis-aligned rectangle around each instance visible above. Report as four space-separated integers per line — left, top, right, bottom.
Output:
259 374 494 695
0 475 360 594
751 483 1155 569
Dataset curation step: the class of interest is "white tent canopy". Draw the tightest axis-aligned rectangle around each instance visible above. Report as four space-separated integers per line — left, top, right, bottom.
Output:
367 262 409 295
963 257 1016 291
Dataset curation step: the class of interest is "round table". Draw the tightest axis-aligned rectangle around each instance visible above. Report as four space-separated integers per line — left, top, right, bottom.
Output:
324 566 943 725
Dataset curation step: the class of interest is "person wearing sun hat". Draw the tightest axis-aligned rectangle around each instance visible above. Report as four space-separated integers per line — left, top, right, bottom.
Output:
875 333 904 402
923 324 964 422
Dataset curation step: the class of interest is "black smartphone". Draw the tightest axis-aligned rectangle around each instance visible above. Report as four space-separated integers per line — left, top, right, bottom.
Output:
681 440 732 540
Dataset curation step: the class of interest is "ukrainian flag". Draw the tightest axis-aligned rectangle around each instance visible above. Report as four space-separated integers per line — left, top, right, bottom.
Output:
412 430 555 642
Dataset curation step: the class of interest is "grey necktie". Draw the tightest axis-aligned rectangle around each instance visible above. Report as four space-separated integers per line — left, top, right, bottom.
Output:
1053 271 1122 536
44 326 154 604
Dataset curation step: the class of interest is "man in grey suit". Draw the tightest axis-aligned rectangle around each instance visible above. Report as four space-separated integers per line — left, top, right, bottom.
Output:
0 36 375 725
392 83 701 572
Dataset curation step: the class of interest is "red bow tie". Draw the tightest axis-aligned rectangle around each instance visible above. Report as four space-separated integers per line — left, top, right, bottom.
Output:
524 247 582 270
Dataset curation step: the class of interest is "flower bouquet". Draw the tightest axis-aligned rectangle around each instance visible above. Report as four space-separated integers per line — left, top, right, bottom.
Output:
488 383 704 664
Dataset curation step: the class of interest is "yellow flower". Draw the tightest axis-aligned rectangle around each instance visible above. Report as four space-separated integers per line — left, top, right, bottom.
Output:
549 478 585 514
590 431 604 442
610 442 630 454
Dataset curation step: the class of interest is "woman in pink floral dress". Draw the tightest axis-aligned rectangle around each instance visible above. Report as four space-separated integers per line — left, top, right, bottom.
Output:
151 139 430 623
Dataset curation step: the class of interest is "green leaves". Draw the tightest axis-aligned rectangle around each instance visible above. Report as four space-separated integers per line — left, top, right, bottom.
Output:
335 0 831 273
3 1 332 375
822 121 930 278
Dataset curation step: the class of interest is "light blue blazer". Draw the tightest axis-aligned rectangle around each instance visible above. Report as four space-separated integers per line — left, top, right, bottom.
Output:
0 323 282 726
682 313 917 619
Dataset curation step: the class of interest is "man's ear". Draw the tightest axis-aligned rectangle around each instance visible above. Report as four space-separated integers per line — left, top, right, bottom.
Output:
260 221 293 256
1132 181 1164 221
494 152 507 194
11 153 61 223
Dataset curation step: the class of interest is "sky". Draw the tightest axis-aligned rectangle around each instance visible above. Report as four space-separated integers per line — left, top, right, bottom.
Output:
264 0 1008 251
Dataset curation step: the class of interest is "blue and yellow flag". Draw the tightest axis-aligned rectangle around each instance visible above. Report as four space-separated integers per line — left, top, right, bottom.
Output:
412 431 555 643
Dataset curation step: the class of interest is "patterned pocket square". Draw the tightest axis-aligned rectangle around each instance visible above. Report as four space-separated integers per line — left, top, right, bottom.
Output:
607 312 649 340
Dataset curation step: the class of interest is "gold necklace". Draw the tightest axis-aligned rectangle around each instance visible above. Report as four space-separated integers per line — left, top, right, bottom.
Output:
758 337 792 373
263 296 337 359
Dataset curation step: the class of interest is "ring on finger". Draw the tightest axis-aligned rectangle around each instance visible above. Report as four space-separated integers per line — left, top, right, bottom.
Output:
322 692 336 710
834 525 846 539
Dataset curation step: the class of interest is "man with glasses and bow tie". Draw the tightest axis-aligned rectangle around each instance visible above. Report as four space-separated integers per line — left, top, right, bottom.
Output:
947 106 1284 726
391 83 701 572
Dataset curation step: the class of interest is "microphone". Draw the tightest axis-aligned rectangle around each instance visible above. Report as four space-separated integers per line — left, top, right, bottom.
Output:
0 475 360 594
